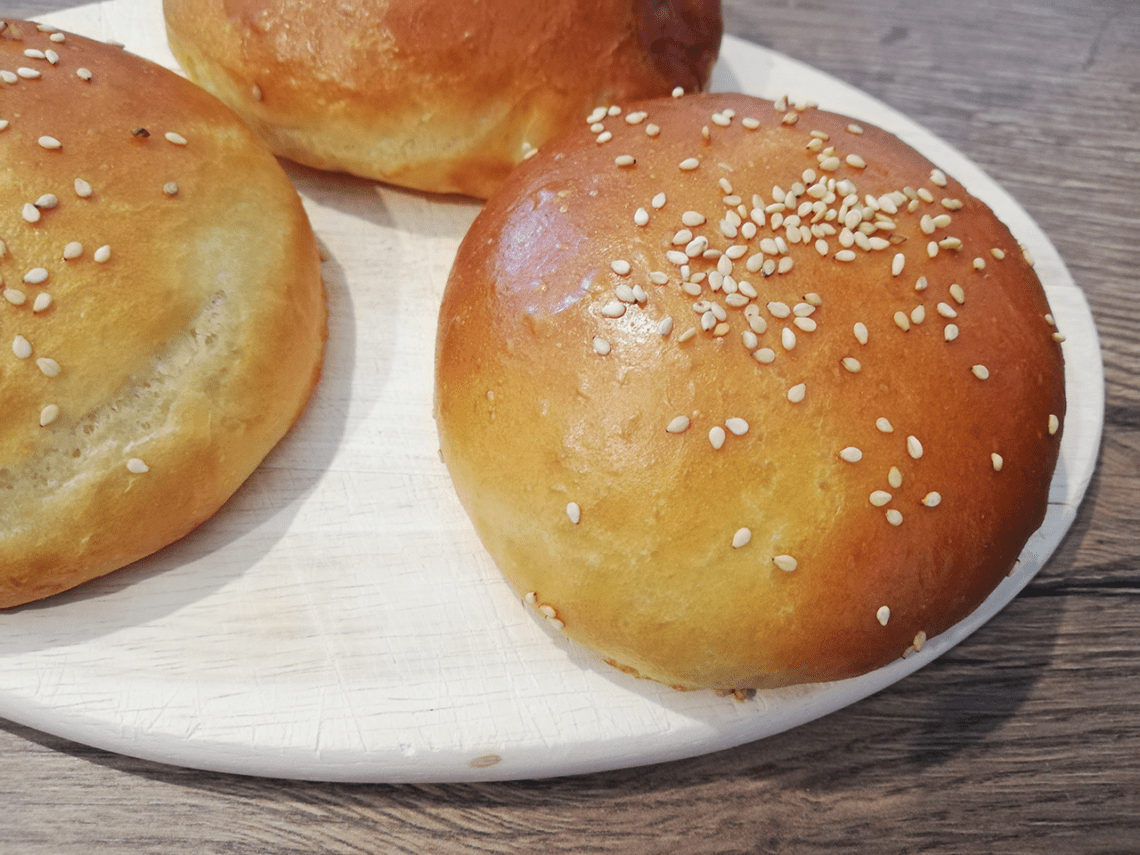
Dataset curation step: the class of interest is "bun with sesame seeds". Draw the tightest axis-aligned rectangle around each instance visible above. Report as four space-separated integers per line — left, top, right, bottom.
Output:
0 21 327 608
160 0 723 199
434 91 1066 690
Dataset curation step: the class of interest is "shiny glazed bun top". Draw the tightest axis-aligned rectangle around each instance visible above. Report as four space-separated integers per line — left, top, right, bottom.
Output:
0 20 326 607
435 92 1066 691
162 0 723 198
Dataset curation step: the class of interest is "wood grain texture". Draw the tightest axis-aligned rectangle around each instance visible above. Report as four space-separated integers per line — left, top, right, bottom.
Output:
3 0 1139 852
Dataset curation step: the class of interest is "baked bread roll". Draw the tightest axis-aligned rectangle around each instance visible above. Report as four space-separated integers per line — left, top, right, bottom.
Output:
161 0 723 198
434 91 1066 691
0 20 327 608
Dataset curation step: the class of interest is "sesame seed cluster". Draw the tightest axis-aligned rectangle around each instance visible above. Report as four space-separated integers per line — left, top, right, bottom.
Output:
436 90 1067 691
0 20 326 608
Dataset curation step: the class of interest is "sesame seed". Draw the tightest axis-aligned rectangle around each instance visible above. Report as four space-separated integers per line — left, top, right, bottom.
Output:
0 71 17 84
1049 414 1060 435
752 348 776 364
32 293 51 313
793 316 816 332
38 135 61 150
725 417 749 436
845 154 867 169
927 241 939 259
876 418 893 433
77 67 93 81
773 555 798 573
839 447 863 463
23 268 48 284
781 328 797 351
39 404 60 427
127 458 150 474
888 467 903 489
610 259 631 276
854 322 869 345
672 86 684 98
679 157 700 171
787 383 806 403
894 311 911 332
907 435 924 459
666 415 691 434
709 426 726 449
742 117 760 129
971 364 990 380
50 32 66 43
1053 332 1067 343
922 492 942 507
94 245 112 263
876 606 891 626
930 169 948 187
834 249 857 262
950 283 966 304
886 509 904 526
842 356 862 373
22 203 41 223
645 124 660 137
944 324 960 342
35 193 58 209
63 241 83 260
538 604 557 619
992 453 1004 472
36 357 61 377
732 528 752 549
913 630 928 651
891 253 906 276
75 178 93 198
592 337 611 355
12 335 32 359
600 301 625 318
566 502 581 524
942 198 964 211
614 154 636 167
0 120 7 132
3 289 26 306
524 591 539 605
681 210 706 227
870 490 892 507
992 247 1007 260
937 302 958 319
634 207 649 226
18 67 42 79
595 130 612 144
24 49 46 60
819 156 841 172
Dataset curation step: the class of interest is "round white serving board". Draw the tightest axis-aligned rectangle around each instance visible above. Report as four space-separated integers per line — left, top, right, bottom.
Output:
0 2 1103 783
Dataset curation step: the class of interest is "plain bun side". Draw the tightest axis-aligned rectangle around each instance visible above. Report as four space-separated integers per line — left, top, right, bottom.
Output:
0 20 327 607
162 0 723 198
435 92 1066 690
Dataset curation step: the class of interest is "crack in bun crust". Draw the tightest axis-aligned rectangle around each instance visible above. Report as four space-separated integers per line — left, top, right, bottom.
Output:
434 92 1066 691
0 20 327 608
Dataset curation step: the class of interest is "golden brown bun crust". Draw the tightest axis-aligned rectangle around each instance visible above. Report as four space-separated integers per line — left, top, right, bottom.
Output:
162 0 723 198
435 92 1066 690
0 20 327 608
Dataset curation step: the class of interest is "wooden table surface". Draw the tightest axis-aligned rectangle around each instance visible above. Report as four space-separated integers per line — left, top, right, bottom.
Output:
3 1 1138 852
